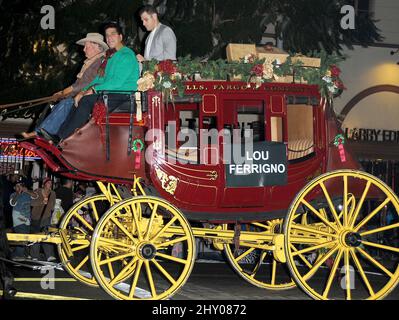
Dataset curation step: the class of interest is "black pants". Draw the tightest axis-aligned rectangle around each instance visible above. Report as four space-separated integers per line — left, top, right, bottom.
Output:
30 219 55 260
57 94 132 140
0 217 14 298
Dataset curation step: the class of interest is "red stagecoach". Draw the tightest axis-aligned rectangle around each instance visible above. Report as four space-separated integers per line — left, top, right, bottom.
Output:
15 77 399 300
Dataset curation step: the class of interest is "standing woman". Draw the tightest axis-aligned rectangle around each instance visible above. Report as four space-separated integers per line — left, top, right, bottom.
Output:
30 178 56 261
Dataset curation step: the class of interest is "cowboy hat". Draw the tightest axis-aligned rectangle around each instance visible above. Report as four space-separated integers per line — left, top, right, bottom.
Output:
76 33 109 51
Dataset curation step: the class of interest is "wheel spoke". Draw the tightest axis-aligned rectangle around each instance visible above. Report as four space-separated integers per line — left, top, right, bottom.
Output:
131 204 143 241
72 212 94 231
356 247 394 278
344 249 352 300
354 198 391 232
322 248 344 299
71 244 90 252
290 224 338 238
156 252 188 265
129 260 143 299
271 259 277 285
152 216 178 242
157 236 188 249
107 256 115 279
109 217 135 242
349 249 375 296
145 204 158 241
301 200 339 232
292 240 337 257
109 257 138 287
235 248 255 263
290 244 313 269
319 182 343 228
97 237 134 250
75 255 89 272
360 223 399 237
151 259 177 285
89 200 100 222
343 175 348 227
361 240 399 253
349 181 371 228
303 245 339 281
144 260 157 298
251 251 267 276
99 252 135 266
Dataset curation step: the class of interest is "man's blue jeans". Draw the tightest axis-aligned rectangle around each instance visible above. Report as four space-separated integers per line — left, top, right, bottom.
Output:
12 224 30 258
36 97 74 135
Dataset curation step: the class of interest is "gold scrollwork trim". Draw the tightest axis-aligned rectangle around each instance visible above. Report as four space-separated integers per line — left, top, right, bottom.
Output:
154 165 179 195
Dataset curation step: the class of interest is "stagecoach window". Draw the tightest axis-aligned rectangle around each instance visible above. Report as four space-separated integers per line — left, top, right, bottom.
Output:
271 117 283 142
287 104 315 161
236 104 265 143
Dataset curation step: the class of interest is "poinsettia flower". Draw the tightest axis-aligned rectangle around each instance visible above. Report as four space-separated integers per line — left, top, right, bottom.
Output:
251 64 264 77
334 80 346 90
158 60 178 74
330 65 341 77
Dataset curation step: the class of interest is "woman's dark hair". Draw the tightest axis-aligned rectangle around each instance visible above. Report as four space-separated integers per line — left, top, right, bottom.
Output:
138 5 159 17
103 21 124 36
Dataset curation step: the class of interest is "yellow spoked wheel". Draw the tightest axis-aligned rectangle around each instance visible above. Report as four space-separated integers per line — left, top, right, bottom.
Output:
223 220 296 290
58 195 119 287
90 196 195 300
284 170 399 300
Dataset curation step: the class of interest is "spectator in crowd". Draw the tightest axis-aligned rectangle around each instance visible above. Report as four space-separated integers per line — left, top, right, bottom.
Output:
9 177 38 260
55 178 74 213
1 174 19 229
30 178 56 261
0 175 17 299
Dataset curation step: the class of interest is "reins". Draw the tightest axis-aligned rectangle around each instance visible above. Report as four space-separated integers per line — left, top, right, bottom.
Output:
0 96 54 110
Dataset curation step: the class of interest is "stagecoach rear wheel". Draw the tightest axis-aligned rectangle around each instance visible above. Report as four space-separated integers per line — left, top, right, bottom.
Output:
90 196 195 300
284 170 399 300
58 195 118 287
223 220 296 290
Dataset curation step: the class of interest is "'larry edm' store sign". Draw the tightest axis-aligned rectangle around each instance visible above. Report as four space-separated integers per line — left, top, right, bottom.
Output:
225 141 287 187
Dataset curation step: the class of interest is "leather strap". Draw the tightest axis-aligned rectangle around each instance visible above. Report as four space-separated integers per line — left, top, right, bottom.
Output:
103 94 110 161
127 93 136 156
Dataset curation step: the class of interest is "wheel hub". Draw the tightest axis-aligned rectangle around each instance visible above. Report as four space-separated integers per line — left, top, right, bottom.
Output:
139 243 157 260
344 232 362 247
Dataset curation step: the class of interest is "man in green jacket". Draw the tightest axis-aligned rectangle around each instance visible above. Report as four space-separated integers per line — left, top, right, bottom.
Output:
56 22 140 140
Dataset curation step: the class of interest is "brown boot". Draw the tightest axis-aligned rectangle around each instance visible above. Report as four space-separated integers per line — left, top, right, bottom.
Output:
21 132 37 139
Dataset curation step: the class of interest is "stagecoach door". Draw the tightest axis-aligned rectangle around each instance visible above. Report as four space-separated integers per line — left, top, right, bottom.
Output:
220 98 270 207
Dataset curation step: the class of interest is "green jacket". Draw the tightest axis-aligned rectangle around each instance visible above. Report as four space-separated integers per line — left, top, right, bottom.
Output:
87 46 139 92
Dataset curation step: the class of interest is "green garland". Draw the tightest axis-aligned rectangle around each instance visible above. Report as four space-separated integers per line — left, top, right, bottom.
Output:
142 50 346 98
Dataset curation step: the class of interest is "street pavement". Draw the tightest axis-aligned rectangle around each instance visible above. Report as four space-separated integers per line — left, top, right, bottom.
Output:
3 255 399 301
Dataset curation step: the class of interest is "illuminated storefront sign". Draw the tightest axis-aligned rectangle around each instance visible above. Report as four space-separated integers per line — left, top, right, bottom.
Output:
0 138 40 161
345 128 399 143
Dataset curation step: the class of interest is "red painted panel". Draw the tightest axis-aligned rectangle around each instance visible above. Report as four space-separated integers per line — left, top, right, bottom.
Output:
202 94 217 114
222 187 265 207
270 95 284 114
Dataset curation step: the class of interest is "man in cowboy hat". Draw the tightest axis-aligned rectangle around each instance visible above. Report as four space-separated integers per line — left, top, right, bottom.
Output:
21 33 108 140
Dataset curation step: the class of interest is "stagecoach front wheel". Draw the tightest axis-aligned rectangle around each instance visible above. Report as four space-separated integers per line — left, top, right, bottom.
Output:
90 196 195 300
223 220 296 290
284 170 399 300
58 195 119 287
